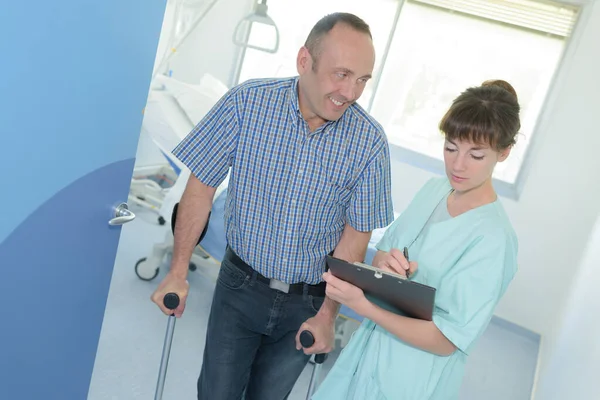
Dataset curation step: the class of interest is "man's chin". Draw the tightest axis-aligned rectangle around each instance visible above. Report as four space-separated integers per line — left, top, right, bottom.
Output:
320 108 348 122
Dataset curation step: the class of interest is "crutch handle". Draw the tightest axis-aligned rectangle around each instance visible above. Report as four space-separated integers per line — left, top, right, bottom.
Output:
163 292 180 311
299 330 328 364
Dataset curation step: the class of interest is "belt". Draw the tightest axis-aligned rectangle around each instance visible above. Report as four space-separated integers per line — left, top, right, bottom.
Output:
224 246 326 297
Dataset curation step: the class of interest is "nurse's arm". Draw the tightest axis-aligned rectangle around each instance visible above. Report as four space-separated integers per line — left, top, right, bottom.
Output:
361 302 457 356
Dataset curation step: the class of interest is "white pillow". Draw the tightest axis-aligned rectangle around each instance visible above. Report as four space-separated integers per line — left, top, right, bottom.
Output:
198 73 229 102
173 87 218 125
152 73 229 126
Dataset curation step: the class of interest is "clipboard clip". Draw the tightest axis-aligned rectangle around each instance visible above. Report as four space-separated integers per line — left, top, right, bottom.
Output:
353 261 386 280
352 261 408 281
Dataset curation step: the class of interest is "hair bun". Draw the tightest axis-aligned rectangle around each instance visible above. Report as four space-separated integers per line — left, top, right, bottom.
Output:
482 79 518 100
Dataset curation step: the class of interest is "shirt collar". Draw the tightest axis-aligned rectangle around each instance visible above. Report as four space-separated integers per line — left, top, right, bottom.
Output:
288 76 303 121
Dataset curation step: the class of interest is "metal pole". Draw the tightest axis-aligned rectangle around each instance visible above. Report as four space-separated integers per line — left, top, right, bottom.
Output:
300 330 328 400
366 0 406 113
153 293 180 400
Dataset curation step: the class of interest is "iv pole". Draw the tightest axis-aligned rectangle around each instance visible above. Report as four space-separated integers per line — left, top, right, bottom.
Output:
153 0 221 79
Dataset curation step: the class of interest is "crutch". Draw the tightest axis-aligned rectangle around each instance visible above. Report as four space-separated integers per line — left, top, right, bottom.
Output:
154 292 180 400
300 330 329 400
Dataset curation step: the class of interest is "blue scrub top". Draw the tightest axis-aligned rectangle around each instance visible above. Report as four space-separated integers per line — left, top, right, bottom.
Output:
313 177 518 400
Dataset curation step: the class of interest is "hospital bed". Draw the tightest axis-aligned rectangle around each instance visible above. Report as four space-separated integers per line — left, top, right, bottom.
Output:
128 72 229 226
131 72 230 281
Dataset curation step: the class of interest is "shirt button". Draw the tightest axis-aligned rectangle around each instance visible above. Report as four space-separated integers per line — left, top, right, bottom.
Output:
287 230 292 234
298 169 304 175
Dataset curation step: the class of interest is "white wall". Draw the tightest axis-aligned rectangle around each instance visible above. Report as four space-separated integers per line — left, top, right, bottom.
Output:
533 212 600 399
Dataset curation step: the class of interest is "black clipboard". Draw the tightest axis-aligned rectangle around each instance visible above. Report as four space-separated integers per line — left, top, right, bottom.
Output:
326 255 436 321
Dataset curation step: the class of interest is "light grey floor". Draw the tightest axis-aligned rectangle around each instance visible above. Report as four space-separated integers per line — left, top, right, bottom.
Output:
88 205 540 400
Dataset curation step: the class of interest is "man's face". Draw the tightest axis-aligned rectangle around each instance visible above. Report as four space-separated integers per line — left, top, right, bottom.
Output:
296 23 375 128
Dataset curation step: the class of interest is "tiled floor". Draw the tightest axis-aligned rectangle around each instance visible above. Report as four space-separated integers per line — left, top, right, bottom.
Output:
88 206 540 400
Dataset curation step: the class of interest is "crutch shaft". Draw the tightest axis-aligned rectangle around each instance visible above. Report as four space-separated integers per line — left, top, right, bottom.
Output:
154 315 176 400
153 292 180 400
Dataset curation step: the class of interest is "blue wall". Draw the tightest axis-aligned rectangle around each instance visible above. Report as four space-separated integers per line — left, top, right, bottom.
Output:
0 1 165 242
0 1 166 398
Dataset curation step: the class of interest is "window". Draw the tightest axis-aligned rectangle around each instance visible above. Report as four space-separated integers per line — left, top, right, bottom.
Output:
370 0 579 186
234 0 580 193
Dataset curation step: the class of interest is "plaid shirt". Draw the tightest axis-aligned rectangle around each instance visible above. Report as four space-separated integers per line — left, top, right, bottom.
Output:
173 77 393 284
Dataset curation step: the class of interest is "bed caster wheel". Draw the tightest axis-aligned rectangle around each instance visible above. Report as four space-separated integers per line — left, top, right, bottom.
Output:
158 216 166 225
189 263 197 272
135 257 159 281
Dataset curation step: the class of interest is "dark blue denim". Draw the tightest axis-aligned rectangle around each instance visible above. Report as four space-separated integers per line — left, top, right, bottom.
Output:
197 252 325 400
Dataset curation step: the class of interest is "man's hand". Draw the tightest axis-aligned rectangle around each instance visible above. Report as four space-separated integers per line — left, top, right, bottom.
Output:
373 248 418 277
295 313 335 355
150 272 190 318
322 271 371 316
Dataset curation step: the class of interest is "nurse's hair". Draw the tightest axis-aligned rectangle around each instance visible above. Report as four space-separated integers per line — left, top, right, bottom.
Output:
439 79 521 151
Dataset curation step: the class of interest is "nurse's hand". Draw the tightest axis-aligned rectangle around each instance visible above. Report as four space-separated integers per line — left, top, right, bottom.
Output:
373 249 418 277
322 271 370 316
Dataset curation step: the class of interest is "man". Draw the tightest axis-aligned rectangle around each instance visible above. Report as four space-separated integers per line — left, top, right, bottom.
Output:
151 12 394 400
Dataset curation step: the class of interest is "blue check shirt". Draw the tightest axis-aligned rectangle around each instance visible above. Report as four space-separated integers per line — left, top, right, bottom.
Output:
173 77 393 284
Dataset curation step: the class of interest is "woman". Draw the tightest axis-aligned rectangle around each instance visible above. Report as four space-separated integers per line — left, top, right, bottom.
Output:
313 80 520 399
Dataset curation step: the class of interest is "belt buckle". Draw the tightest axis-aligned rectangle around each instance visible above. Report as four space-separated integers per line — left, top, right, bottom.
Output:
269 279 290 293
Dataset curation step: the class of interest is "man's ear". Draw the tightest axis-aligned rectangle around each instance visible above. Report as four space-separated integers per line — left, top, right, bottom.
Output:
297 46 310 75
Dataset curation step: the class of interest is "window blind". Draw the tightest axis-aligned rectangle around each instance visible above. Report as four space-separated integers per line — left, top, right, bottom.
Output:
412 0 580 37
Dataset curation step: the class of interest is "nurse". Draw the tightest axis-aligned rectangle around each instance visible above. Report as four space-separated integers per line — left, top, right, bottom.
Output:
312 79 520 399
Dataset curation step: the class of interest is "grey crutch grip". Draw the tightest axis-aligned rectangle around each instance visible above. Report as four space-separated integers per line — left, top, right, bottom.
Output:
300 330 328 399
154 293 180 400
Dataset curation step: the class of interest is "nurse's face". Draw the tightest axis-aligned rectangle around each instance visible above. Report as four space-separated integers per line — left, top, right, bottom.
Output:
443 139 511 193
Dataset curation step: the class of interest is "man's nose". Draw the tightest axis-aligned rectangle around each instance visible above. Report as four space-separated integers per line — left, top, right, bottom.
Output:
339 81 357 102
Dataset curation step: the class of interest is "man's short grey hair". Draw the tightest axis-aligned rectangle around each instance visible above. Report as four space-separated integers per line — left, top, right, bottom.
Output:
304 12 372 71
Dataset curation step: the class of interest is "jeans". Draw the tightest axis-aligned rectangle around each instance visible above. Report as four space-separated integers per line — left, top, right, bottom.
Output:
197 248 326 400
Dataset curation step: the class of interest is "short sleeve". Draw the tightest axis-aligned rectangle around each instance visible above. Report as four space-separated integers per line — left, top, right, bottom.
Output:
346 143 394 232
375 217 402 253
171 88 240 188
432 233 517 355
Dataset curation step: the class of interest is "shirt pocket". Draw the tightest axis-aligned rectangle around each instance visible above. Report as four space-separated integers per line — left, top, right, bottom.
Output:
316 142 354 206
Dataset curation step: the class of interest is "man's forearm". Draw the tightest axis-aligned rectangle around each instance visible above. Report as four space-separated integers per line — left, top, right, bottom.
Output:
170 176 215 278
318 223 372 320
332 224 372 264
317 296 341 321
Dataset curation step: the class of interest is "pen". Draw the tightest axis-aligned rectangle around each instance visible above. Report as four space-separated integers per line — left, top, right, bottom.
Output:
403 247 410 279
